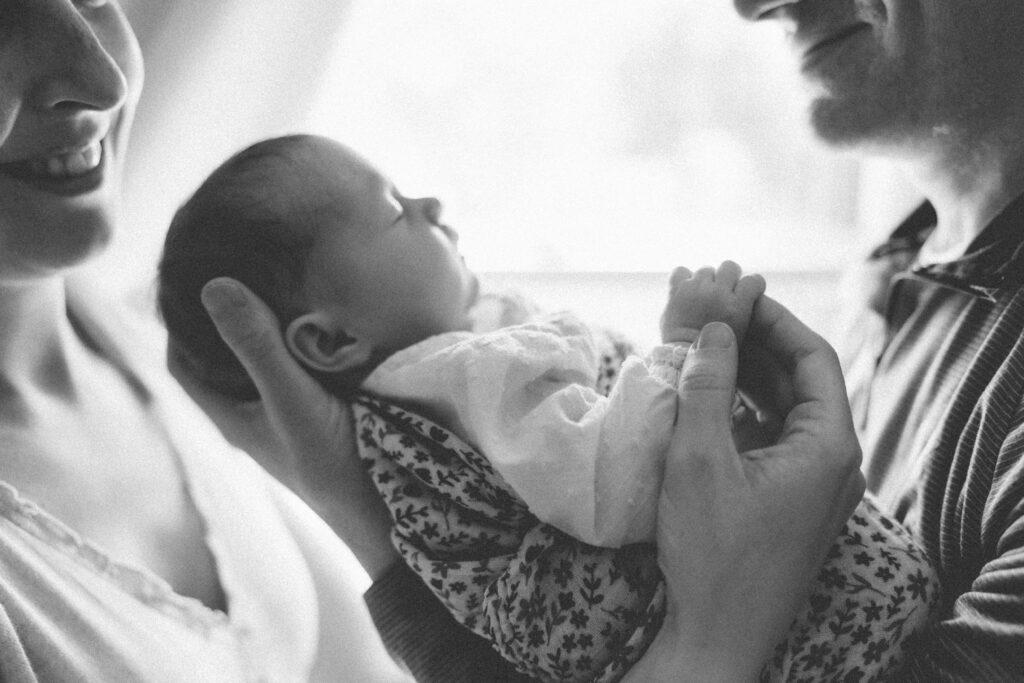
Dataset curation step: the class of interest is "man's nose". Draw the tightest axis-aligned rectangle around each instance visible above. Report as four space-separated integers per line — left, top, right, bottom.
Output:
733 0 800 21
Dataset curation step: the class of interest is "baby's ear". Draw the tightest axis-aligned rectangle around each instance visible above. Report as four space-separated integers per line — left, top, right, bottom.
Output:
285 312 372 373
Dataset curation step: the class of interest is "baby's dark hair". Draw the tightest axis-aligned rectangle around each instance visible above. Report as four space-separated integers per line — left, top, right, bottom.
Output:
157 134 323 401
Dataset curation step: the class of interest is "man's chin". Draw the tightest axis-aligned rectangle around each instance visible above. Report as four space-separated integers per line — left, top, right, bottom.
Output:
808 98 896 151
804 75 926 154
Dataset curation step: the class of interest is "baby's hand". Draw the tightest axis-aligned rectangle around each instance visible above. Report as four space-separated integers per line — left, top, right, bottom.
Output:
660 261 766 343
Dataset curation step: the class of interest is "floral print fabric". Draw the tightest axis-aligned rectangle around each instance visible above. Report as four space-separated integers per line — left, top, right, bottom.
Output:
353 333 939 682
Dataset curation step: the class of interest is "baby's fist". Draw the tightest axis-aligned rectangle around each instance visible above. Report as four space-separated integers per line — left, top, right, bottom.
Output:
660 261 766 343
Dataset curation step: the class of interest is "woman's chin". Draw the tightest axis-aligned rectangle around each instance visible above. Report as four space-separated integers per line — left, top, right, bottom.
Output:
1 211 117 279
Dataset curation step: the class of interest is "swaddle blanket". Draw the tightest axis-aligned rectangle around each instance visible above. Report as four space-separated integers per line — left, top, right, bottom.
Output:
353 394 939 683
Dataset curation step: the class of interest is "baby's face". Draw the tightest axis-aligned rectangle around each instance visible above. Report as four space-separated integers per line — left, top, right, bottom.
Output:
297 140 479 350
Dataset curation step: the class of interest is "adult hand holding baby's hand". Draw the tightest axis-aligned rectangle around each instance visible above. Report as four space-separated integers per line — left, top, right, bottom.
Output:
168 277 397 579
627 296 864 682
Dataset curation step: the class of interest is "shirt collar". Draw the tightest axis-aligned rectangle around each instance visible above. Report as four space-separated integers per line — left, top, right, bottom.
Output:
869 193 1024 302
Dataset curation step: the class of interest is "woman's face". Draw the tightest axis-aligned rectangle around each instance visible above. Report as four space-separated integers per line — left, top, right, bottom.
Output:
0 0 143 281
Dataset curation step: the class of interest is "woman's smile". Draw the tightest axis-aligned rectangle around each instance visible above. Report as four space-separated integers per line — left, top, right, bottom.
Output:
0 139 107 196
28 141 104 178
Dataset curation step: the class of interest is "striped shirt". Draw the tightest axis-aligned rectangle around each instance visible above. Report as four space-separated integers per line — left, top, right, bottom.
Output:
843 197 1024 680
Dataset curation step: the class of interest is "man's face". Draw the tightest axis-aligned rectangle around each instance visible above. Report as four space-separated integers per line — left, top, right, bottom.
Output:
732 0 1024 152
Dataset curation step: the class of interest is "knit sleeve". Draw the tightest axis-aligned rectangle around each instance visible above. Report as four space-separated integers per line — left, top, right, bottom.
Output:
363 562 536 683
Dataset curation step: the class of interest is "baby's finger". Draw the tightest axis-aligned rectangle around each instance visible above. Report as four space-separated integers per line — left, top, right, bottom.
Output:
715 260 742 289
693 266 716 283
736 273 767 301
669 266 693 291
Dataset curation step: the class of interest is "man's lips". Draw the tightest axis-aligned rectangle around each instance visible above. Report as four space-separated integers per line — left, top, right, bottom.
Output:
801 23 871 61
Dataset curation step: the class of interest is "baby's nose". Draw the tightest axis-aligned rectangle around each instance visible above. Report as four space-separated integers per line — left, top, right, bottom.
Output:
421 197 443 224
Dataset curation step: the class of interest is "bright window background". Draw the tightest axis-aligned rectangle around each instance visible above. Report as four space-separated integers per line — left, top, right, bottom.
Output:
302 0 870 275
106 0 920 591
113 0 919 347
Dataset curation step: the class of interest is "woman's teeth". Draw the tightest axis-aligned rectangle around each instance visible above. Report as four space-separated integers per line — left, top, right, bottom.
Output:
28 142 102 179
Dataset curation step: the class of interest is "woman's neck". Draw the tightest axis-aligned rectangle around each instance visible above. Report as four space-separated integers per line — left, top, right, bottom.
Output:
0 278 83 402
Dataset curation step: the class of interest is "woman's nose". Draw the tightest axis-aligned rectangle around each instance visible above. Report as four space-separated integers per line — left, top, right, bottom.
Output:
30 1 129 113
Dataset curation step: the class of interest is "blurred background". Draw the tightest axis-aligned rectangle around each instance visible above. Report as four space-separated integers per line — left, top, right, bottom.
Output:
109 0 920 348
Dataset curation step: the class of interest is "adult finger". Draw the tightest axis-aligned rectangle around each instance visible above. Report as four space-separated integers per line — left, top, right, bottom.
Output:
200 278 335 439
167 341 258 424
749 296 863 511
672 322 743 481
749 295 851 423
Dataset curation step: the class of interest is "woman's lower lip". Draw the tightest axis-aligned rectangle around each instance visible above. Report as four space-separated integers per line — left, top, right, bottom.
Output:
0 147 106 197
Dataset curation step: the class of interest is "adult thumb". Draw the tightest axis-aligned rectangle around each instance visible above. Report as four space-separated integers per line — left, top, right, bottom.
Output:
201 278 283 372
201 277 342 440
200 277 310 414
675 322 739 450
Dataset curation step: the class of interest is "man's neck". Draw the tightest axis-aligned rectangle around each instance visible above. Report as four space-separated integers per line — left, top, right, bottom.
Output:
900 123 1024 264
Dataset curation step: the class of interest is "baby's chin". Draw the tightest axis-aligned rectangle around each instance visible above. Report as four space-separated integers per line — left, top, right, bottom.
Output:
468 291 540 333
467 272 481 306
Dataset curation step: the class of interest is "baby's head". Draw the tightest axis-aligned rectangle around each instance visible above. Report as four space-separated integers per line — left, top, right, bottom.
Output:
158 134 478 401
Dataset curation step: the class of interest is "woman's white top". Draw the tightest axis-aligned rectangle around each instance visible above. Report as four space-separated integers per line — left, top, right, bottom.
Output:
0 281 399 683
363 314 685 548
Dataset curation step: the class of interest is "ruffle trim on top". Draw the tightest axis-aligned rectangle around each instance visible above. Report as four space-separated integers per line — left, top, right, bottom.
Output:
0 479 235 637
